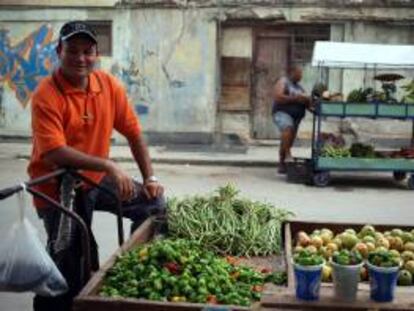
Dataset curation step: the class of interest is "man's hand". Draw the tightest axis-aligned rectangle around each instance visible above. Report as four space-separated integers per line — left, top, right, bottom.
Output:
104 160 135 201
143 180 164 200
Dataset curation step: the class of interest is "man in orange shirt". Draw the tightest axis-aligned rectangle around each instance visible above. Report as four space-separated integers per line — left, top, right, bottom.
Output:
29 21 165 311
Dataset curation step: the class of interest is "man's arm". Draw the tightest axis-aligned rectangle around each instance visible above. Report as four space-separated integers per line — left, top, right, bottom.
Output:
273 79 309 105
127 135 164 199
43 146 135 201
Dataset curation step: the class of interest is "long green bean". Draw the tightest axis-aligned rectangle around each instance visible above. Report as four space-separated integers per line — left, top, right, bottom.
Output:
167 184 294 257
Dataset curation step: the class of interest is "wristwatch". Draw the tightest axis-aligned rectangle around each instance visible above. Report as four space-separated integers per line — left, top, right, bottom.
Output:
145 176 159 183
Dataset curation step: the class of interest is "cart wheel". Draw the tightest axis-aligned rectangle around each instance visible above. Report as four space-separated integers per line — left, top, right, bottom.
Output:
312 171 330 187
408 175 414 190
393 171 407 182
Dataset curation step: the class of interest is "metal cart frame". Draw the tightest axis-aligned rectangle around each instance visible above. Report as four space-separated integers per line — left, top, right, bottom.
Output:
308 41 414 189
0 168 124 287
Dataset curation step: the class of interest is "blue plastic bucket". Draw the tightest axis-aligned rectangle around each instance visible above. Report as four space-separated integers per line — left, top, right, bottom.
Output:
367 262 399 302
293 262 323 301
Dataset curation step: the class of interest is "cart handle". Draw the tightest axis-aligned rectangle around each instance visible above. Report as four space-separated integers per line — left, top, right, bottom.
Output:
0 168 125 287
27 186 92 285
0 169 67 200
0 184 24 200
0 168 91 285
0 168 124 246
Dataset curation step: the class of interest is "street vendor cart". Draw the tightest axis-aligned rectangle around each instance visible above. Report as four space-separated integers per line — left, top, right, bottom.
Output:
3 172 414 310
0 173 284 311
308 41 414 189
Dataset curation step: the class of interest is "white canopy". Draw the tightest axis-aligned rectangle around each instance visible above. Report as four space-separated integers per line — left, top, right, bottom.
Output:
312 41 414 69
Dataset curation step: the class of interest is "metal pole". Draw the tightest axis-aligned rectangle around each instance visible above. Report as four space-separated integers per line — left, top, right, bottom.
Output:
316 107 323 170
26 186 92 286
412 120 414 147
311 105 317 161
69 170 124 246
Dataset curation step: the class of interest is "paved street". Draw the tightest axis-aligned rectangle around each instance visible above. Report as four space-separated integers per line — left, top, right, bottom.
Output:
0 154 412 311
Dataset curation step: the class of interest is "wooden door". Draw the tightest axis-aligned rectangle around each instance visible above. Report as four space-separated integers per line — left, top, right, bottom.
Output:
252 36 289 139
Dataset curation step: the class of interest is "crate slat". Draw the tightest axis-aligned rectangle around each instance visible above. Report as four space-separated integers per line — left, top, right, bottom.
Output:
282 220 414 310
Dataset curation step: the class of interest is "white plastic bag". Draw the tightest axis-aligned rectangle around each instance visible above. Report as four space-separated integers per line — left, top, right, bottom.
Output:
0 185 68 296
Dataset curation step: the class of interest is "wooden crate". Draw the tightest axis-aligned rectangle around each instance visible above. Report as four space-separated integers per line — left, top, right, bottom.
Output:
73 217 270 311
260 288 414 311
277 220 414 310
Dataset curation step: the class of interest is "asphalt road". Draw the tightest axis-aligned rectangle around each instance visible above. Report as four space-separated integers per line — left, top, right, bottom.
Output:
0 158 412 311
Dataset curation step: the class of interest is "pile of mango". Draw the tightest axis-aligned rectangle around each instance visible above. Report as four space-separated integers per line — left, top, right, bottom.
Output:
293 225 414 286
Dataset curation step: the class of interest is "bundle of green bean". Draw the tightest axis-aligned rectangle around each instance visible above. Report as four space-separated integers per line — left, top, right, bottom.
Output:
167 184 294 257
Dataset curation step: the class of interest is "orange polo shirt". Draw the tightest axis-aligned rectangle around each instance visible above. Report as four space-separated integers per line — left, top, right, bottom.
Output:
28 69 141 208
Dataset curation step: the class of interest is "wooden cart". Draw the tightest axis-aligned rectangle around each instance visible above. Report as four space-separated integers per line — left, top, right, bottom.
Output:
260 220 414 311
73 218 414 311
73 218 267 311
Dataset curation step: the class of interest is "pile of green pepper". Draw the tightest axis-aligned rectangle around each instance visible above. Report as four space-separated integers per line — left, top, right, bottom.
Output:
368 250 401 268
293 250 324 266
332 250 363 266
100 239 286 306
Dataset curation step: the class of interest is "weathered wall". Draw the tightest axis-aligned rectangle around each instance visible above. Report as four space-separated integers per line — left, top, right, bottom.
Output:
0 7 218 142
218 27 252 141
113 8 217 137
0 3 413 144
221 27 252 58
1 0 118 6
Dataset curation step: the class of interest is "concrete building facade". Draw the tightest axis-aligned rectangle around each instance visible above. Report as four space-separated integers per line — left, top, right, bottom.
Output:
0 0 413 145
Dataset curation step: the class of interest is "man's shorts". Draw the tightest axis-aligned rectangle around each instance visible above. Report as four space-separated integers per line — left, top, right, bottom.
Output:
273 111 302 132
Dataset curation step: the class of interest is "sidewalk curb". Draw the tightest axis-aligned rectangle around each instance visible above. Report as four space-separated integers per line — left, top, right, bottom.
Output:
16 154 279 167
149 158 277 167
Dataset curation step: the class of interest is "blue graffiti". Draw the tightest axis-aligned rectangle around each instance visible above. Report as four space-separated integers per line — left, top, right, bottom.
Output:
0 24 58 106
112 59 152 116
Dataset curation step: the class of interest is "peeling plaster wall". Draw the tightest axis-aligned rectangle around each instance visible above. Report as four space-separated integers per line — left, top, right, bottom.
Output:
1 0 118 6
0 7 218 141
112 8 218 135
221 27 252 58
0 4 414 144
218 27 252 141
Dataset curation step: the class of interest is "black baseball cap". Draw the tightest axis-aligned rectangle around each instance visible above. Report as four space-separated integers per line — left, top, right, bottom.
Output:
59 21 98 43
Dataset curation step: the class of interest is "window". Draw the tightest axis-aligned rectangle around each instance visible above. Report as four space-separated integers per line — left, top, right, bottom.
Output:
85 21 112 56
291 26 330 65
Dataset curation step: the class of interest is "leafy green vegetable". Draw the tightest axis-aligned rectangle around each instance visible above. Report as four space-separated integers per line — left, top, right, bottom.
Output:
402 80 414 104
294 249 324 266
332 249 363 265
321 145 351 158
264 271 287 285
350 143 376 158
368 250 401 268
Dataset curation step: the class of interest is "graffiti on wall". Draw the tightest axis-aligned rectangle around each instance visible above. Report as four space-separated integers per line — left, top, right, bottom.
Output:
111 58 152 115
0 24 58 107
